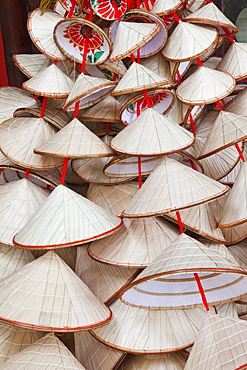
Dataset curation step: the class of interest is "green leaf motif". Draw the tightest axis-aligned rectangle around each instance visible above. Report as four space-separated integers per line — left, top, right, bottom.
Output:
93 51 105 62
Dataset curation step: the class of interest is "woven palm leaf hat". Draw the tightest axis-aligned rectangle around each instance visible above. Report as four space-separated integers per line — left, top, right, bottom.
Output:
0 243 34 279
12 53 50 79
228 240 247 305
140 53 174 87
151 0 184 16
119 352 187 369
97 59 127 80
91 297 214 353
90 0 127 20
58 0 82 16
81 95 122 123
120 233 247 309
223 86 247 116
184 313 247 370
216 42 247 81
75 330 126 370
0 251 111 332
0 333 86 369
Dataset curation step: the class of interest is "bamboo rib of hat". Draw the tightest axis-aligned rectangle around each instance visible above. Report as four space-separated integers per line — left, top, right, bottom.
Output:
0 117 64 170
0 244 34 279
224 87 247 116
88 217 180 268
63 74 117 111
183 2 239 35
109 22 160 62
122 156 228 218
0 251 111 331
111 62 169 96
198 111 247 159
151 0 184 16
86 181 138 215
176 66 236 105
0 179 50 245
27 9 67 61
75 330 125 370
81 95 122 123
98 59 127 78
13 184 123 249
0 87 39 124
76 245 139 304
0 321 44 364
91 298 213 353
184 313 247 370
119 352 187 369
121 233 247 309
12 53 50 79
22 64 74 99
163 202 226 243
162 22 218 62
216 42 247 80
34 118 115 158
0 333 86 369
110 108 194 156
218 162 247 229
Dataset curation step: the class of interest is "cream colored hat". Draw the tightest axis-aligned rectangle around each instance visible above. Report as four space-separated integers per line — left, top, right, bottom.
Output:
151 0 184 16
0 243 34 279
12 53 50 79
224 87 247 116
13 184 123 249
81 95 122 123
217 42 247 81
0 251 111 331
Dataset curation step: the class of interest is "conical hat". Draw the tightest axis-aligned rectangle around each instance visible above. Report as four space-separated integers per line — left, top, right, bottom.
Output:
119 352 187 369
0 321 44 364
176 66 236 105
121 233 247 309
141 53 174 86
63 73 117 111
32 246 77 271
111 62 169 96
122 156 229 218
81 95 122 123
0 332 86 369
111 108 194 156
0 179 50 245
151 0 184 16
0 243 34 279
0 117 64 170
0 251 111 331
86 181 138 215
215 301 238 318
92 298 213 353
162 22 218 62
109 22 160 62
97 59 127 78
163 202 226 243
228 241 247 305
27 9 67 60
13 184 123 249
0 87 39 124
198 111 247 159
217 42 247 81
34 118 115 158
183 2 239 35
12 53 50 79
88 217 180 268
75 330 125 370
218 162 247 229
54 18 112 65
14 106 70 130
184 313 247 370
224 87 247 116
22 64 74 98
76 245 139 304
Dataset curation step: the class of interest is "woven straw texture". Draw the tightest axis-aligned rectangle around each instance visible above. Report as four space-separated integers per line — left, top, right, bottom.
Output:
218 162 247 229
22 64 74 98
88 217 180 267
92 298 212 353
109 22 160 62
184 313 247 370
86 181 138 215
122 156 229 217
81 96 121 123
0 251 111 331
0 179 50 245
27 9 67 61
215 301 238 318
217 42 247 80
119 352 187 369
34 118 115 158
0 117 63 170
12 54 50 79
75 330 125 370
0 332 86 369
176 66 236 105
63 74 117 111
183 2 239 35
76 245 139 304
13 184 123 249
224 87 247 116
0 244 34 280
111 62 168 96
111 108 194 156
141 53 174 86
121 233 247 309
151 0 183 16
98 59 127 77
0 87 39 124
162 22 218 62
